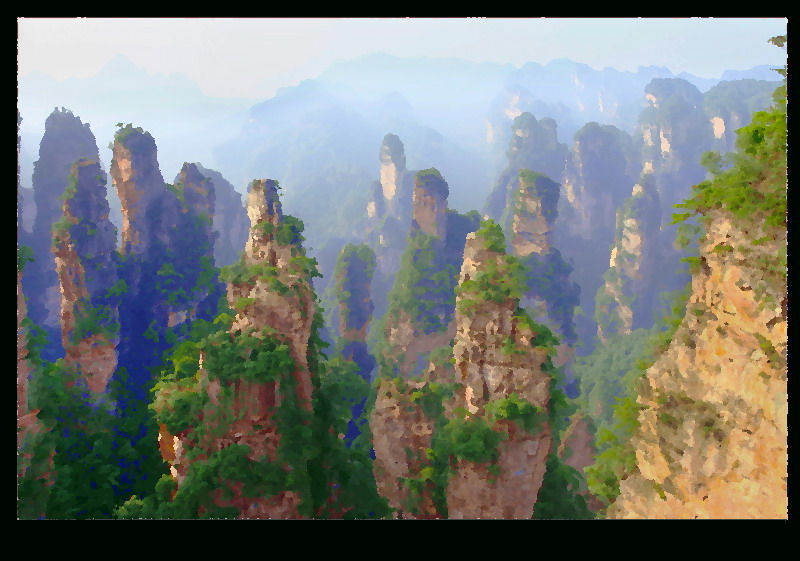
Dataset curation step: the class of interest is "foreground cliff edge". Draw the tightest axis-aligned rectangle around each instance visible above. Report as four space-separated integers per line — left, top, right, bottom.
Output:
602 67 787 519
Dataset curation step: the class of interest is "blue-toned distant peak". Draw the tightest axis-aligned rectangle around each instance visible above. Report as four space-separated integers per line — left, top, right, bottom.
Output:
644 77 704 106
721 64 784 82
95 54 151 80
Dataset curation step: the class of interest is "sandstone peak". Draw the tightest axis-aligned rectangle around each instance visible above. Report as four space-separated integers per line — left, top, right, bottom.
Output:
25 108 100 330
380 133 406 169
53 158 120 394
246 178 283 225
175 162 215 217
412 168 449 239
110 124 167 255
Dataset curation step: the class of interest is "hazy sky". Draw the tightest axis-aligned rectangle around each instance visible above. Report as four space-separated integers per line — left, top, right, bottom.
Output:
18 18 787 99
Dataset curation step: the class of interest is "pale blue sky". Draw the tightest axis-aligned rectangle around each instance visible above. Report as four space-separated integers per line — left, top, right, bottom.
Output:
18 17 787 99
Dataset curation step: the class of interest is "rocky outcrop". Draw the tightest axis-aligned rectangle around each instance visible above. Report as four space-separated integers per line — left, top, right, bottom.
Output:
19 187 36 237
484 112 568 221
17 266 55 517
190 164 248 268
502 170 580 348
155 179 321 518
52 159 120 394
445 223 553 518
17 112 35 239
554 122 638 350
702 79 780 154
230 180 316 407
167 163 222 329
372 169 480 379
504 170 556 256
638 79 712 217
88 126 225 500
602 68 787 518
594 175 662 341
334 244 376 345
609 212 787 518
24 108 100 336
332 243 378 443
367 134 415 274
558 122 636 242
370 375 441 518
110 125 170 256
17 270 39 442
378 133 409 205
371 221 559 519
412 169 448 239
111 127 221 395
559 415 596 477
553 123 641 352
366 134 417 321
485 85 538 166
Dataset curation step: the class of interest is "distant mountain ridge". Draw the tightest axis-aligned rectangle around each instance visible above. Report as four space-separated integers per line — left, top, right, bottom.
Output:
18 55 256 190
19 54 780 295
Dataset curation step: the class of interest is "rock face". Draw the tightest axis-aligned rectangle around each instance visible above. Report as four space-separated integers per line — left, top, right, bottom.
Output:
335 244 376 344
52 159 120 394
594 175 662 341
17 112 36 239
366 134 416 319
629 78 710 325
17 270 38 442
111 126 170 256
111 127 222 398
557 414 603 513
638 79 712 218
24 108 100 337
484 85 576 172
502 169 580 348
19 187 36 236
373 169 480 379
412 169 448 239
367 134 414 266
484 112 568 221
557 121 636 246
702 79 780 154
17 267 55 516
554 122 638 350
332 244 378 443
504 171 556 256
190 164 249 268
378 133 410 205
609 213 787 518
485 85 540 165
166 163 222 327
232 179 316 408
370 375 443 518
445 224 553 519
371 222 558 519
155 179 323 518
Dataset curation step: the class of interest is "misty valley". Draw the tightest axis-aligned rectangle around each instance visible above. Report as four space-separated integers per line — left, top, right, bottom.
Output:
16 36 787 520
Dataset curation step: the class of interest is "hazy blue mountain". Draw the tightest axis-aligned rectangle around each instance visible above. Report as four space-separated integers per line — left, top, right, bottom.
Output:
721 64 783 81
500 59 780 140
19 53 779 298
703 79 781 153
18 55 255 183
316 53 514 151
213 78 493 260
